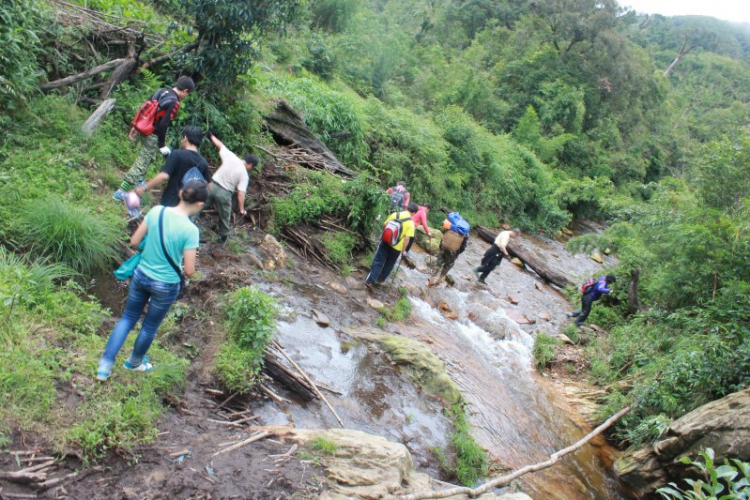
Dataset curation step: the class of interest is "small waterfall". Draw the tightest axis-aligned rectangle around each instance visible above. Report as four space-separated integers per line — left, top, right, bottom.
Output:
408 294 622 499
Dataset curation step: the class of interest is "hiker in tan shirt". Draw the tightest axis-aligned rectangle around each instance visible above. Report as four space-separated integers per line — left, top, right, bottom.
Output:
203 132 258 243
474 228 520 284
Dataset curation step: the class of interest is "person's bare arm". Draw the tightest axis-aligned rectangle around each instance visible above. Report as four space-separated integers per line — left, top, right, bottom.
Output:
130 220 149 247
136 172 169 196
402 237 411 255
209 133 225 150
237 190 246 215
182 249 197 277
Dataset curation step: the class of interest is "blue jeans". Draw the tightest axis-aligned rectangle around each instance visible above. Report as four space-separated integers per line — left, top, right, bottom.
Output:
366 242 401 283
98 267 180 373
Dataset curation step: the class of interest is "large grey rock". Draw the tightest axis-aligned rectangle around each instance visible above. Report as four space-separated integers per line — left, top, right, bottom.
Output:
415 226 442 255
259 234 287 270
615 387 750 497
269 427 529 500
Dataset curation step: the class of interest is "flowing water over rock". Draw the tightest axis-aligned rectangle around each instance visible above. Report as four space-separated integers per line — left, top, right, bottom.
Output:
254 231 623 498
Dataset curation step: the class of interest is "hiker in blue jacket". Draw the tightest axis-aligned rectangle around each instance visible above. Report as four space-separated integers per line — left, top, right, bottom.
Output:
568 274 616 327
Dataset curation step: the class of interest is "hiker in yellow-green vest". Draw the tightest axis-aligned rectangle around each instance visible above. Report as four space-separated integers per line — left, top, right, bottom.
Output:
366 203 417 288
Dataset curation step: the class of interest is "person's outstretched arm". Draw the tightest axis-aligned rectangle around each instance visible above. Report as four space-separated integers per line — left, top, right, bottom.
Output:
137 172 169 195
209 133 225 151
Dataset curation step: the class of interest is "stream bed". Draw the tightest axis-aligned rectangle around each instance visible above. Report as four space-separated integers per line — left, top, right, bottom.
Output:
253 231 623 498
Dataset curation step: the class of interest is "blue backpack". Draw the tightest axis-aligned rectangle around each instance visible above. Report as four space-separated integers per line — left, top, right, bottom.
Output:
182 165 206 187
447 212 470 235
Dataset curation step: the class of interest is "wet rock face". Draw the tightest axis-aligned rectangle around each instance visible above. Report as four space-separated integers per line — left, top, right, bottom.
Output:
352 332 463 406
615 387 750 497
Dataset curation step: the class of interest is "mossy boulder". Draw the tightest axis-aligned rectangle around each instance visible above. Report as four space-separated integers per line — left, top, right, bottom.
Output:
414 226 442 255
370 333 462 406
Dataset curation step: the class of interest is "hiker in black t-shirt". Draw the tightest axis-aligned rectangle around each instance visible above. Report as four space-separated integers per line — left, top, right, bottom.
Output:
137 126 212 207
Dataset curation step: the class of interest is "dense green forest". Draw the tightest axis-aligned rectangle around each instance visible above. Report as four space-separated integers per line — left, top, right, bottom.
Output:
1 0 750 470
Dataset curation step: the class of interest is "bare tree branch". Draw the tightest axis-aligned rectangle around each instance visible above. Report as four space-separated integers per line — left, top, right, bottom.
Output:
140 41 200 71
664 35 697 77
398 406 631 500
40 58 126 91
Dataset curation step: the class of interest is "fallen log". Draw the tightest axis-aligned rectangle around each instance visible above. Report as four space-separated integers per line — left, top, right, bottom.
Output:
0 471 46 484
263 100 357 179
40 58 126 91
81 98 116 136
263 351 317 401
475 226 573 289
399 406 631 500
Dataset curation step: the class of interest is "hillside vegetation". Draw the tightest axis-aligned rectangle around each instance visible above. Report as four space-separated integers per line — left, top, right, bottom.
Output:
1 0 750 469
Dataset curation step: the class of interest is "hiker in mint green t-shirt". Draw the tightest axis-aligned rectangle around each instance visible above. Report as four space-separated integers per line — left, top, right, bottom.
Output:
96 180 208 381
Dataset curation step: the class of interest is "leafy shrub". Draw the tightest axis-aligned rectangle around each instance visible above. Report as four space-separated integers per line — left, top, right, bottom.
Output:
11 196 119 273
273 170 388 248
319 232 356 266
533 333 560 370
0 0 45 109
627 414 671 447
272 171 350 228
226 287 278 353
216 287 278 392
213 343 264 394
657 448 750 500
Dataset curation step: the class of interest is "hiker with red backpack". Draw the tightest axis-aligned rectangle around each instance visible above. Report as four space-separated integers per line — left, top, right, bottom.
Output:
114 76 195 201
473 228 520 284
136 126 211 208
366 203 418 288
428 212 470 287
568 274 616 327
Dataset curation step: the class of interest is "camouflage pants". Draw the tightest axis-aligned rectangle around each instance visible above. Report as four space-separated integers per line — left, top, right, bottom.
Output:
432 249 459 279
204 182 234 238
123 134 159 186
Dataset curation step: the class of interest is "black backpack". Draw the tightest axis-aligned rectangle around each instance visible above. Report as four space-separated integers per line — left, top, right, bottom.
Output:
390 188 405 209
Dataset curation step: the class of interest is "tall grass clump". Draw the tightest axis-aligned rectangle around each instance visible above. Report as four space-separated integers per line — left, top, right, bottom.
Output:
12 196 119 273
444 403 489 486
533 333 561 370
215 287 278 393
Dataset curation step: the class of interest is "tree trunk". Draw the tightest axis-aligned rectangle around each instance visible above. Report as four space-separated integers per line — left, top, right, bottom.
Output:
40 58 127 91
81 98 116 136
263 100 357 179
475 226 573 289
627 268 641 316
664 36 696 77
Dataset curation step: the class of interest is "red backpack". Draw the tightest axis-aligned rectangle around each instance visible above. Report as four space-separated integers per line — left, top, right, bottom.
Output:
581 277 598 294
132 89 175 136
381 213 410 246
